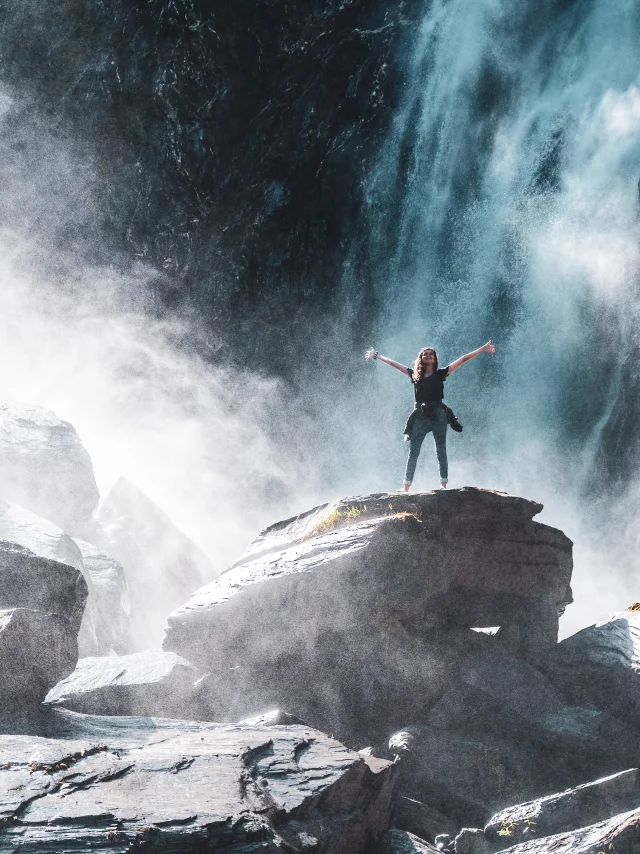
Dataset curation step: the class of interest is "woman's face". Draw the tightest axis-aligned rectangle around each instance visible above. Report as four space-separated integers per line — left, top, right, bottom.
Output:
421 349 436 367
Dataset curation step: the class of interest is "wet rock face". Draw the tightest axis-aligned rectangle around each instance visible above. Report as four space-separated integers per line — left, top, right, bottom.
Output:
164 488 572 745
0 404 99 534
0 712 396 853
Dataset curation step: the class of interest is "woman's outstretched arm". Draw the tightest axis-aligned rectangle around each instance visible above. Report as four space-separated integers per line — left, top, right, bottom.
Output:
446 340 495 375
365 347 410 376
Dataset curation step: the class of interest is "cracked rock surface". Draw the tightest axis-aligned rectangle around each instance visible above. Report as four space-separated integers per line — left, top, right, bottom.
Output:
0 710 396 852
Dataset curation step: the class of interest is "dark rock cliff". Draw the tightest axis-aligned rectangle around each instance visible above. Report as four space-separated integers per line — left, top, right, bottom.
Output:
0 0 419 368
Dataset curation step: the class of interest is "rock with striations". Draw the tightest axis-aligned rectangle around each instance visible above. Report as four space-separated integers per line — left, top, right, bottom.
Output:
73 538 132 654
485 769 640 850
0 709 397 853
94 477 215 650
489 808 640 853
163 489 573 746
0 608 78 706
45 649 197 716
0 403 99 533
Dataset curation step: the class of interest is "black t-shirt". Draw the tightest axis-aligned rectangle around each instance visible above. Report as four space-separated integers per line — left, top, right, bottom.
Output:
408 366 450 404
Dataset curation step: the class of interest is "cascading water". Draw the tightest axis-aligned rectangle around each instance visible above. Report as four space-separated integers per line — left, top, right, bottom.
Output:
351 0 640 630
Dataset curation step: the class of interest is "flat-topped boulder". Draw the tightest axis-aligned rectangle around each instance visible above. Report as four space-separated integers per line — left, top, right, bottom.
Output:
0 710 396 853
45 649 197 716
0 402 99 533
164 489 572 744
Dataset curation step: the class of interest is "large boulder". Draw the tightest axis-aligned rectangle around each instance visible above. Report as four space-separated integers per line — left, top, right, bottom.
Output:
93 477 215 650
45 649 197 716
485 769 640 849
0 403 99 533
0 608 78 705
0 500 103 656
0 711 397 852
538 608 640 729
0 540 87 636
163 489 572 745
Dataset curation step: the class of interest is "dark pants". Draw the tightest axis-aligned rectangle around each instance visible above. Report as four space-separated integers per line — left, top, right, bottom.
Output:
404 408 448 485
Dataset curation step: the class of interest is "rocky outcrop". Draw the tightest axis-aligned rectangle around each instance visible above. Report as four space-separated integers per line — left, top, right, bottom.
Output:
74 538 131 654
493 809 640 853
0 541 86 711
0 609 78 706
537 608 640 729
0 540 87 637
45 649 197 716
164 489 572 745
0 403 99 533
485 769 640 849
0 710 397 853
94 477 215 650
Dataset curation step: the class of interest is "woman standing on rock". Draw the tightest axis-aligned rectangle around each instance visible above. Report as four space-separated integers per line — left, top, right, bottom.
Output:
365 341 495 491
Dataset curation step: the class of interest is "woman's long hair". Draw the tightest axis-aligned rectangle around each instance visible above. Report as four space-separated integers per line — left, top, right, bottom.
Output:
412 347 438 382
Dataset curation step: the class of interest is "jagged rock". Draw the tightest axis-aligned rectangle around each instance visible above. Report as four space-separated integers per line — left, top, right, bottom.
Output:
0 403 99 533
0 710 397 852
485 769 640 849
164 489 572 745
453 828 492 854
0 540 88 636
45 649 196 716
74 538 131 654
378 829 440 853
492 808 640 853
538 608 640 730
94 477 215 650
0 608 78 706
435 836 454 852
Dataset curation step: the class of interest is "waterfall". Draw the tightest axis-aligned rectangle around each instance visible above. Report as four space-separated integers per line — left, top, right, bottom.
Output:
357 0 640 485
348 0 640 631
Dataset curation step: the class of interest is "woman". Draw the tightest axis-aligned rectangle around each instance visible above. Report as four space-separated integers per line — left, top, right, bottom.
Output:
366 340 495 491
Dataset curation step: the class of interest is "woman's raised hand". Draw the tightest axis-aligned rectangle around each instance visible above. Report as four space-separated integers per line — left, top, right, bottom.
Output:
365 347 378 361
484 339 496 356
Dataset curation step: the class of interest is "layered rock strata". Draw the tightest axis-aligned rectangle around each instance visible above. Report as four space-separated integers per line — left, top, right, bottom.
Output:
0 710 396 853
